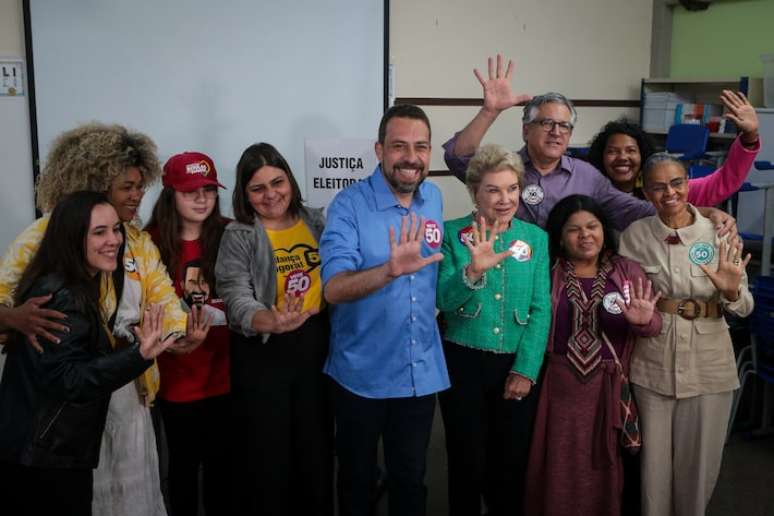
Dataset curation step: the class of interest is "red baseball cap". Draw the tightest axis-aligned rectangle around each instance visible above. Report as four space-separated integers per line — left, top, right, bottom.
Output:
162 152 226 192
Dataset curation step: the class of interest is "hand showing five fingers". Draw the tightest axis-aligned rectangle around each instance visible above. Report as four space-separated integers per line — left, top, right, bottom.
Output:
474 54 532 115
616 277 661 326
168 304 212 354
465 217 513 283
134 304 177 360
699 238 751 301
720 90 759 140
271 293 319 334
387 213 443 279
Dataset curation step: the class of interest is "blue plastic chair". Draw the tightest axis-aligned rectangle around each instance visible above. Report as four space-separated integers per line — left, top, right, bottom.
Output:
688 164 715 179
665 124 709 161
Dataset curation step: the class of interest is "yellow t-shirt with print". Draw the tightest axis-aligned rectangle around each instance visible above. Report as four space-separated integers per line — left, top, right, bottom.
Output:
265 219 323 313
0 216 187 404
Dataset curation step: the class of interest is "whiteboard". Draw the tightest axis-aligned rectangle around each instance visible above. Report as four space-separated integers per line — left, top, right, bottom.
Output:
28 0 385 220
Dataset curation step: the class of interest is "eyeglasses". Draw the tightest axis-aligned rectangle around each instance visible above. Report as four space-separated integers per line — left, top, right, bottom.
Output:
180 187 218 200
531 118 573 134
645 177 687 195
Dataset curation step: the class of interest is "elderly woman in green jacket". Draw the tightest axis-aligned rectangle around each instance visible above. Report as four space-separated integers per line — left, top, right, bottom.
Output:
437 144 551 516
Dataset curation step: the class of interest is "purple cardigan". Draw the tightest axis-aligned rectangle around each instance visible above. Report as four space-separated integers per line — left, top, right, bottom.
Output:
548 255 662 361
547 255 662 467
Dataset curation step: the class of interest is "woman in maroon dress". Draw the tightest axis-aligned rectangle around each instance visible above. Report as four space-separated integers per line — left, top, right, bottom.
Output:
525 194 661 516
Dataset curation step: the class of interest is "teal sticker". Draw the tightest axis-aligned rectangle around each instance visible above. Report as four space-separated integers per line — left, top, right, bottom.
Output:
689 242 714 265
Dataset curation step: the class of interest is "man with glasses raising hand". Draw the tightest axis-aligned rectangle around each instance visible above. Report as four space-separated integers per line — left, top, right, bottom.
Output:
444 54 656 231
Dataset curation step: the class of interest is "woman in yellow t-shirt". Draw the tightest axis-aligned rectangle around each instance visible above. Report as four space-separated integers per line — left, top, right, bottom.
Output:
215 142 332 515
0 123 208 516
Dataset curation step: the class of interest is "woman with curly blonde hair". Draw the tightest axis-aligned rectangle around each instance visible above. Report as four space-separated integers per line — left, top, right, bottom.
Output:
0 122 209 516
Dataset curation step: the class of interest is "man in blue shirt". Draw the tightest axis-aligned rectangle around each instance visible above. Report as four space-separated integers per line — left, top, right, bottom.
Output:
320 104 449 516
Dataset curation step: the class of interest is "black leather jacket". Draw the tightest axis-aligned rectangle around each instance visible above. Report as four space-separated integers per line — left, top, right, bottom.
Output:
0 274 152 469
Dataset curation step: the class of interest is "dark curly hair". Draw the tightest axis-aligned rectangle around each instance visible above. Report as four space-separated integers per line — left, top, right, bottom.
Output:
586 118 655 180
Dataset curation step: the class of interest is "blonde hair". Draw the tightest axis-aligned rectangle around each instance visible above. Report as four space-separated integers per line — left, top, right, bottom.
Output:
36 122 161 212
465 144 524 198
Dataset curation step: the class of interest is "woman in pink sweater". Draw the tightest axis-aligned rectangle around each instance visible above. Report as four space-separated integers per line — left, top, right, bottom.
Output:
587 90 760 206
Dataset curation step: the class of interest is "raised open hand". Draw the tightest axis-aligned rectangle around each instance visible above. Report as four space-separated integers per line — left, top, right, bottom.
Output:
720 90 759 139
464 217 512 282
699 238 751 301
271 293 319 334
134 304 177 360
474 54 532 115
616 277 661 326
168 304 212 354
387 213 443 278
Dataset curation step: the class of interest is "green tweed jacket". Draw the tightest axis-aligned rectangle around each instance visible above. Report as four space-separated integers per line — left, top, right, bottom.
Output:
436 214 551 381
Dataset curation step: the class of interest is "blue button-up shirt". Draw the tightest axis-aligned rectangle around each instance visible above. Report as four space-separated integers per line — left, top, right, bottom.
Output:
320 166 450 399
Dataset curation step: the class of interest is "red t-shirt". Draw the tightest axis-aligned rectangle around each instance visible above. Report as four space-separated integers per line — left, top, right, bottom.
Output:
148 229 230 402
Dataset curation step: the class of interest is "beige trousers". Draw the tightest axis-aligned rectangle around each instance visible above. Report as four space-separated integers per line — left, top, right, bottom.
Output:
633 385 733 516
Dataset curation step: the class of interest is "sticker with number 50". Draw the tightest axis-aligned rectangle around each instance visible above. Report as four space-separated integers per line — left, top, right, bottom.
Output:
424 221 442 248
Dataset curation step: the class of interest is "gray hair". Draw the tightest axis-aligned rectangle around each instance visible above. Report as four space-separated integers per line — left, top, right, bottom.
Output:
521 92 578 127
465 144 524 196
641 152 686 184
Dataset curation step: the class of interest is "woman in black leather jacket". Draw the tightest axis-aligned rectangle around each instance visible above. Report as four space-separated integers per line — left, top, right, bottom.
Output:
0 191 175 516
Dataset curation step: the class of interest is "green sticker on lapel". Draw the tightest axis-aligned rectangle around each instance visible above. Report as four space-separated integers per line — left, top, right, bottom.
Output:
689 242 714 265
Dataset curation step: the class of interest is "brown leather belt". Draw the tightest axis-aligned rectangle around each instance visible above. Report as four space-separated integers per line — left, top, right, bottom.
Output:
656 298 722 320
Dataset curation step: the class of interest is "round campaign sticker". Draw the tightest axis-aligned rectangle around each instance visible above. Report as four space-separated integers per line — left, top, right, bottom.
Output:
509 240 532 262
458 225 474 246
284 269 311 296
603 292 624 315
424 220 442 249
689 242 715 265
521 184 545 206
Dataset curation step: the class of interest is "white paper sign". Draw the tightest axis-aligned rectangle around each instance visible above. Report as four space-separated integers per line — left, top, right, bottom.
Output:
305 138 376 210
0 59 24 96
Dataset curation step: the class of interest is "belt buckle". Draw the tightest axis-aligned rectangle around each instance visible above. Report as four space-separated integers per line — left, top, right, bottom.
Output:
677 299 700 320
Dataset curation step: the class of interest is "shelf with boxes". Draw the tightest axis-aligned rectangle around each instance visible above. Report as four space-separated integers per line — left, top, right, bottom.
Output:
640 77 764 144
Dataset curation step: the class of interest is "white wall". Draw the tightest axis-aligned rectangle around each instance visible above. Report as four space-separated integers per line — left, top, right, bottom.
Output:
0 0 32 373
0 0 35 252
0 0 656 235
390 0 653 220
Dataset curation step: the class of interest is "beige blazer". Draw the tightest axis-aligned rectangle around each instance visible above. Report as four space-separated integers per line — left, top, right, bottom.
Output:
618 205 753 398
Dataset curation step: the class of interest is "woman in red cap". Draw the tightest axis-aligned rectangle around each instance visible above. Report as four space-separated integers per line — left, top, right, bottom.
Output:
146 151 231 516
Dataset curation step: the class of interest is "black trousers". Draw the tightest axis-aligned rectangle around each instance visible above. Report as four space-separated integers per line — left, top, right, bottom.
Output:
332 380 436 516
0 460 93 516
438 342 539 516
231 314 333 516
158 394 231 516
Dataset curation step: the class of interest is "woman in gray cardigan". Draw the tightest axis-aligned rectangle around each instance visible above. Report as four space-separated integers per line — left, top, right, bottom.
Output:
215 143 331 516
